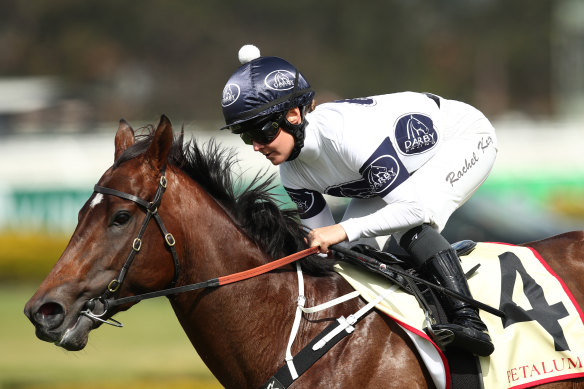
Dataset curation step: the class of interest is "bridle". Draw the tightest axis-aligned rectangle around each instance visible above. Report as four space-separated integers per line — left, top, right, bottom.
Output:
79 165 319 328
81 167 180 327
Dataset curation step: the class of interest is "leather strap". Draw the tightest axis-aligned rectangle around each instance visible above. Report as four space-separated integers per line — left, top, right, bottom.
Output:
107 246 320 308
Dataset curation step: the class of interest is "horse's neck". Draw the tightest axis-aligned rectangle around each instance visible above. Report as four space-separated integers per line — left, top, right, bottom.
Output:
170 223 300 386
171 179 269 279
163 175 353 386
162 180 294 385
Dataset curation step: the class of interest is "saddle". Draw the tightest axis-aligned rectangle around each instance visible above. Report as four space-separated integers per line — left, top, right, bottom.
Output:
344 240 484 389
347 240 478 331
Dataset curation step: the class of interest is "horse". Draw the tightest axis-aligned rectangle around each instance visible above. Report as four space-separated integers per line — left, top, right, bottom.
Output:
24 115 584 388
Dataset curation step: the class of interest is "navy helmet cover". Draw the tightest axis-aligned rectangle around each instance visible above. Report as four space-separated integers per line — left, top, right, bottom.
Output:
220 56 314 130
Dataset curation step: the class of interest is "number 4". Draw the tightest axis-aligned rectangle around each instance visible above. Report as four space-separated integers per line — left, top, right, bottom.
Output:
498 251 570 351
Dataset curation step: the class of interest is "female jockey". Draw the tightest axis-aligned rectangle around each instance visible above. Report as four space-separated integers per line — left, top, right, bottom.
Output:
220 45 497 357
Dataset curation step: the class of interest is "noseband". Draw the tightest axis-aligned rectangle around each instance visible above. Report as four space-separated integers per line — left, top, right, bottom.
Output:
81 167 180 327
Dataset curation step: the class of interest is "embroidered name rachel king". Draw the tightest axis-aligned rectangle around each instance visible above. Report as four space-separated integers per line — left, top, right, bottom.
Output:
445 136 494 187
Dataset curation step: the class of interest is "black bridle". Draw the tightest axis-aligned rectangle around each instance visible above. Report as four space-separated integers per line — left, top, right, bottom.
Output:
77 166 319 328
80 167 180 327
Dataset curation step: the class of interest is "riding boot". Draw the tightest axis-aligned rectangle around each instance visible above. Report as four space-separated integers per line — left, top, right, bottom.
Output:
421 248 494 357
398 224 494 356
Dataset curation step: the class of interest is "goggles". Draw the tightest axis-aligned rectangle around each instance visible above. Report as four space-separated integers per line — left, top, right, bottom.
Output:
230 114 285 145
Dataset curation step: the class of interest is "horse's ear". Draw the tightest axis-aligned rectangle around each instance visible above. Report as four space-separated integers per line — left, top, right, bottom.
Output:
145 115 173 171
114 119 135 161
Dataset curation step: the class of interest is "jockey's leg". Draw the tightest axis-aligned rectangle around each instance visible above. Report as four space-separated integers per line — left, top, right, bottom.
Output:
399 223 494 357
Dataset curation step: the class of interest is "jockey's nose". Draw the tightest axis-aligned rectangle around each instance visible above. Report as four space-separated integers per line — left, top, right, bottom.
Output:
252 141 264 151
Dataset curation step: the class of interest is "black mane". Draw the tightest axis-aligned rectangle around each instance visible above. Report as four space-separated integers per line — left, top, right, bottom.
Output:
117 128 332 275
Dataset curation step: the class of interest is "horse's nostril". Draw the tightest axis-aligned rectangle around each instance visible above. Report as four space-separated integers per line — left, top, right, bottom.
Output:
34 302 65 329
40 302 62 316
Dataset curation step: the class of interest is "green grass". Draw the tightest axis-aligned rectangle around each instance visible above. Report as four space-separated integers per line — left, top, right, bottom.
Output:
1 282 222 389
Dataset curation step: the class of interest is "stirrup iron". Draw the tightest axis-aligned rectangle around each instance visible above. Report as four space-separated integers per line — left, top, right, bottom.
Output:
426 325 455 350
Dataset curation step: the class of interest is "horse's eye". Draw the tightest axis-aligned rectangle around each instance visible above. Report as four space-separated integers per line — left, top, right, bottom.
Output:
112 211 131 226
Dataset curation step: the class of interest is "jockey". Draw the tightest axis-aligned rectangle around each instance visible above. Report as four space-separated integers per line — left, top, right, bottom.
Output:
220 45 497 357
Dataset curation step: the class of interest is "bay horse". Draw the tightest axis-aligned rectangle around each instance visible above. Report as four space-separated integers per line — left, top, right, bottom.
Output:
24 116 584 388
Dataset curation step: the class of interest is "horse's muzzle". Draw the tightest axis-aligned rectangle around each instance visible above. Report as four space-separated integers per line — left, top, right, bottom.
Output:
28 301 65 330
24 297 97 350
24 301 65 336
24 299 66 341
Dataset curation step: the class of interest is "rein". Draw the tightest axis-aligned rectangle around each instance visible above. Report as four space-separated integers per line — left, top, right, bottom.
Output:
106 246 319 308
80 166 319 327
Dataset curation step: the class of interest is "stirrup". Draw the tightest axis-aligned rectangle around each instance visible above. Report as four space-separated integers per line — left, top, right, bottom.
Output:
426 325 455 350
431 323 494 357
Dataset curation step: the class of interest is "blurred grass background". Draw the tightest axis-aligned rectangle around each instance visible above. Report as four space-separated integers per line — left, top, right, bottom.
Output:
0 235 220 388
1 279 221 389
0 234 70 280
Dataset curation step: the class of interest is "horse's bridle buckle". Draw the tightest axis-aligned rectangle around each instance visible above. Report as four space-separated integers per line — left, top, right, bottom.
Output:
107 279 121 293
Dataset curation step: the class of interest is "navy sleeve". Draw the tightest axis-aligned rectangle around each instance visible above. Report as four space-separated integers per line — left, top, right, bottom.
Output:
284 187 327 219
359 137 410 198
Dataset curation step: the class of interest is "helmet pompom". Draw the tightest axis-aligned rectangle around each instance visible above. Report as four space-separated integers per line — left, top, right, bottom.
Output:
238 44 261 64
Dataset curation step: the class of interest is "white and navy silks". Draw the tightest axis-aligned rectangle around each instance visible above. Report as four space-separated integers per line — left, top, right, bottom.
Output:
281 92 498 248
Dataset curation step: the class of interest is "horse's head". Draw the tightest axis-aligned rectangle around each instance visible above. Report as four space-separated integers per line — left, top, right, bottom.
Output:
24 115 180 351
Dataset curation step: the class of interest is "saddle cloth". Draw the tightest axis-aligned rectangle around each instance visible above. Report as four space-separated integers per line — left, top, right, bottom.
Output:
334 242 584 389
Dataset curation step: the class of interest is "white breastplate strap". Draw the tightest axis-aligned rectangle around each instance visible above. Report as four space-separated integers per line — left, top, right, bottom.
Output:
285 263 305 380
284 265 400 380
299 290 361 314
312 283 400 351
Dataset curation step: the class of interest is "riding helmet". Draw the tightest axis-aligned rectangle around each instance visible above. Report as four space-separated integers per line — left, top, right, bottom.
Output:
220 45 314 160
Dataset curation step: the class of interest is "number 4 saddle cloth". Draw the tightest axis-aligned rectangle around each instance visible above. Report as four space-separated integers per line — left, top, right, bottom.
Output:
334 242 584 389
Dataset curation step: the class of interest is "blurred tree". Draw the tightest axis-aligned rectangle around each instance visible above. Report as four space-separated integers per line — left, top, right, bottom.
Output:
0 0 557 126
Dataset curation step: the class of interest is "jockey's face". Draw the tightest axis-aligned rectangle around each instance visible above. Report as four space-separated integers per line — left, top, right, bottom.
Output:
252 128 294 165
252 108 301 166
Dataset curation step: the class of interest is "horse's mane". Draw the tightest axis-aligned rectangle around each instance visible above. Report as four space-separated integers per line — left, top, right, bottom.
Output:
116 127 332 275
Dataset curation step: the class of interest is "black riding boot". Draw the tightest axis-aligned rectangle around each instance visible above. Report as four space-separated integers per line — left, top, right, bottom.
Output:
422 248 494 357
399 224 494 357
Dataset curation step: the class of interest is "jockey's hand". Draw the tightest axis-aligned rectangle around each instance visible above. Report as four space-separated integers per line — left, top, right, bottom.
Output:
307 224 348 255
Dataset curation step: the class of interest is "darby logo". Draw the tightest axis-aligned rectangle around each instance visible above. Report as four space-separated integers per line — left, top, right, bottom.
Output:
367 161 399 192
221 84 240 107
367 157 399 192
288 190 314 214
264 70 295 91
394 114 438 155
